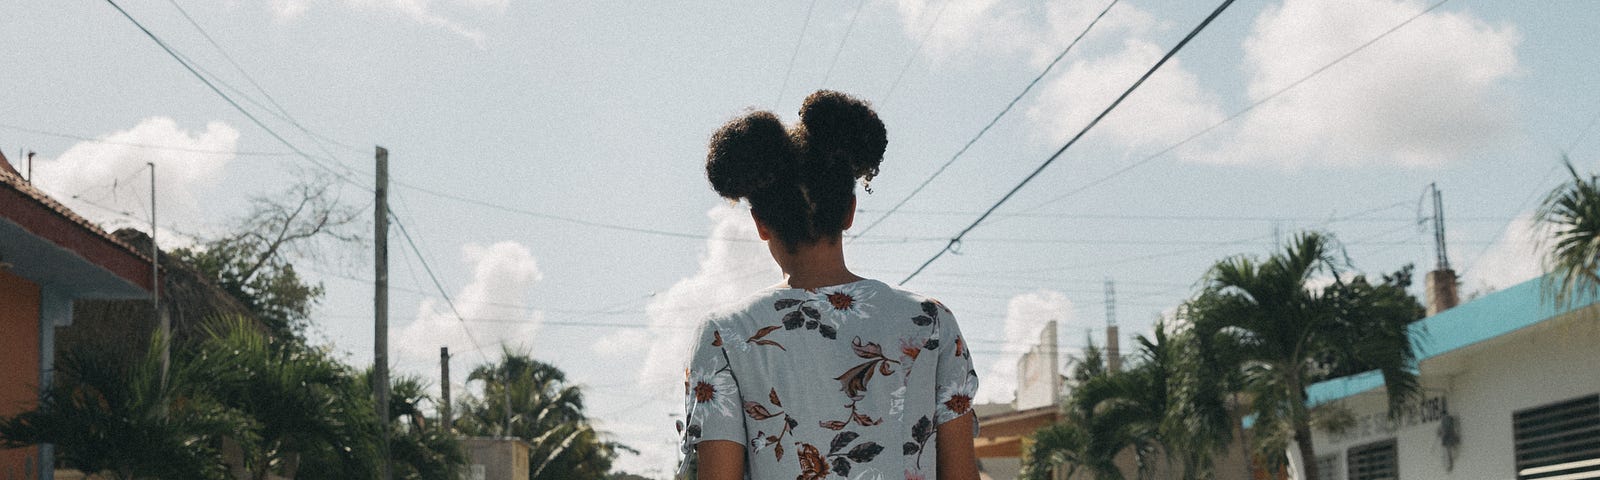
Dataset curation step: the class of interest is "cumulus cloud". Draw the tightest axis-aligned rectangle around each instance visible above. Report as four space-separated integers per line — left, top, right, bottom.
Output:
30 117 238 246
1194 0 1520 167
592 203 781 475
1026 37 1224 149
1461 213 1550 294
975 290 1074 404
393 241 545 375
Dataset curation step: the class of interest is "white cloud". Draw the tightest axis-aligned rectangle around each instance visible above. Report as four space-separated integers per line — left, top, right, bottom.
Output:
267 0 495 47
31 117 238 247
1026 37 1224 149
1462 213 1550 294
595 203 781 476
890 0 1031 65
393 241 544 376
975 289 1074 404
1194 0 1520 167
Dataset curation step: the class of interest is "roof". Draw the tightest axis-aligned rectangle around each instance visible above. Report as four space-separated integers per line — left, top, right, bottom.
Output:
0 159 153 295
1306 275 1586 404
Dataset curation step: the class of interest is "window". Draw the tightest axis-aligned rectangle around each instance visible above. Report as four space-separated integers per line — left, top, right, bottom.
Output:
1316 454 1342 480
1347 439 1398 480
1514 394 1600 480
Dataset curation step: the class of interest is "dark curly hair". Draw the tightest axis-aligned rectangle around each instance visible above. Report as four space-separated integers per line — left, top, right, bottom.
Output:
706 90 887 250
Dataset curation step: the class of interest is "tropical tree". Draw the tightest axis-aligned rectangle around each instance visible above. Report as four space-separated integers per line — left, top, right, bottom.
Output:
383 374 466 480
1186 232 1421 480
457 349 632 480
0 335 245 480
1021 325 1235 480
1535 158 1600 308
189 317 381 479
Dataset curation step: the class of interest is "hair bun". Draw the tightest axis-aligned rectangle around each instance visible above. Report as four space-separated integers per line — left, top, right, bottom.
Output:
797 90 887 182
706 110 797 200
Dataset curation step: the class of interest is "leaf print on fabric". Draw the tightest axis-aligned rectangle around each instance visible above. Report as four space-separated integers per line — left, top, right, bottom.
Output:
797 443 830 480
821 430 883 478
745 325 787 350
835 337 902 401
903 416 935 468
743 388 798 461
774 298 804 310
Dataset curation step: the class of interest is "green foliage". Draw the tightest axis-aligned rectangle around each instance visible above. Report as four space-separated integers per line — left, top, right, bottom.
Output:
189 317 382 479
1536 157 1600 308
456 348 632 480
1186 232 1421 480
382 375 466 480
0 336 245 480
174 242 322 340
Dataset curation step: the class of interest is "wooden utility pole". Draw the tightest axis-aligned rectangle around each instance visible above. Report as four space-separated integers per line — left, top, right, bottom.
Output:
149 162 169 396
441 346 452 432
374 147 392 480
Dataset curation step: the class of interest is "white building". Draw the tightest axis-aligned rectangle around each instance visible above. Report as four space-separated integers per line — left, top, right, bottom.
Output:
1306 277 1600 480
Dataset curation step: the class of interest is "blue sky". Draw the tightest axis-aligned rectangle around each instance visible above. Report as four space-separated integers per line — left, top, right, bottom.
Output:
5 0 1599 476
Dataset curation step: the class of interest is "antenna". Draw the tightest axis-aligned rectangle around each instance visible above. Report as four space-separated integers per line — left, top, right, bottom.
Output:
1430 183 1450 271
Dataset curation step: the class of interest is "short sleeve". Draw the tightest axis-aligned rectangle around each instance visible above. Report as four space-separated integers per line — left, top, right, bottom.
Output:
932 305 979 432
678 319 746 465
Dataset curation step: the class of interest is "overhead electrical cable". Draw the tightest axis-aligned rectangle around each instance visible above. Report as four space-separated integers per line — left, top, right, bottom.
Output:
899 0 1239 285
390 209 491 361
850 0 1120 241
819 0 869 86
0 122 296 156
103 0 367 190
774 0 821 108
1011 0 1455 217
878 0 954 105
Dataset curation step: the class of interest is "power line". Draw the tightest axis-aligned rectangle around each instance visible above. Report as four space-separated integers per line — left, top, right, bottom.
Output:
854 208 1515 223
389 209 490 361
0 122 296 156
899 0 1239 285
102 0 367 191
852 0 1120 242
819 0 869 87
1012 0 1455 217
878 0 953 104
774 0 820 108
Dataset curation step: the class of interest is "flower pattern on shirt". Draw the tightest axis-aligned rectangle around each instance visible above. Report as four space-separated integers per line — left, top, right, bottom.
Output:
678 280 978 479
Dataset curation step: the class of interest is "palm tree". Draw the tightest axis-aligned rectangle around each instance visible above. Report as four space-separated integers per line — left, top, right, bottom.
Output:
190 317 381 480
1535 158 1600 308
0 335 242 480
1186 232 1421 480
384 375 466 480
457 349 632 480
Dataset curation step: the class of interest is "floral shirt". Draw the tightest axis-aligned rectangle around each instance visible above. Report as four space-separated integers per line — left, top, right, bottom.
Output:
678 279 978 480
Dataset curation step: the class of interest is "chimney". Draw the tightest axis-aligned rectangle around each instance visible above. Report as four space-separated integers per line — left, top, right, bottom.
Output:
1425 184 1460 316
1426 269 1459 316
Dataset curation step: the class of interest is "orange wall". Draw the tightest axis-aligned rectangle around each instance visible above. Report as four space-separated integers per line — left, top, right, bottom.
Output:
0 269 41 477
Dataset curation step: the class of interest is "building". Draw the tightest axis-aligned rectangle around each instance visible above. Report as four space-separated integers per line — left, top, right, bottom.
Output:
0 152 154 478
1306 276 1600 480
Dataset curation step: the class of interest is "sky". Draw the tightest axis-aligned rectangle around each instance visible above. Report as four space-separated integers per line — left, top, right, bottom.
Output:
5 0 1600 477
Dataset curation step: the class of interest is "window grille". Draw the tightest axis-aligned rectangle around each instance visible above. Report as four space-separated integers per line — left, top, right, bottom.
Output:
1514 394 1600 480
1347 439 1398 480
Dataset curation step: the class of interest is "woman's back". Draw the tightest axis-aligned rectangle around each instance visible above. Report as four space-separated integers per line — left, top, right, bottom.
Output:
680 279 978 480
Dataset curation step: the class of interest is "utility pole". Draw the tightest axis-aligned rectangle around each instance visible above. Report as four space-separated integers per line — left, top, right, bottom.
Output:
440 347 452 433
1424 183 1459 315
149 162 168 399
374 147 392 480
1104 278 1119 373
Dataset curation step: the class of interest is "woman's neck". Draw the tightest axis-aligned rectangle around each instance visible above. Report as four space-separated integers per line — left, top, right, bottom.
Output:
770 237 861 290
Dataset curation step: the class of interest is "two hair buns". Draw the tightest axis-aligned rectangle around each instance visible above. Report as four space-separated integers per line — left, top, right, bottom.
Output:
707 90 886 200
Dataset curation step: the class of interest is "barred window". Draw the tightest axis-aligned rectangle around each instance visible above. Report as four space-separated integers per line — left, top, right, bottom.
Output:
1514 394 1600 480
1316 454 1342 480
1347 439 1397 480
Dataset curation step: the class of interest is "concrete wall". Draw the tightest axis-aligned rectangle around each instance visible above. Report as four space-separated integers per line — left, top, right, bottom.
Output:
462 437 530 480
0 269 41 478
1310 310 1600 479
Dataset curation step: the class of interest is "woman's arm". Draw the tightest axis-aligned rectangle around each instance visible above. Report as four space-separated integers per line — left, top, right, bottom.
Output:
936 411 980 480
695 439 747 480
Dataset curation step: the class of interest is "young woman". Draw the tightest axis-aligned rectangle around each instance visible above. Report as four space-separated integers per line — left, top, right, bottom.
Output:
679 90 980 480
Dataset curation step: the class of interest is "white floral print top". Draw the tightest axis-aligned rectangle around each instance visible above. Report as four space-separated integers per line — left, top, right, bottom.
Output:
679 279 979 480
